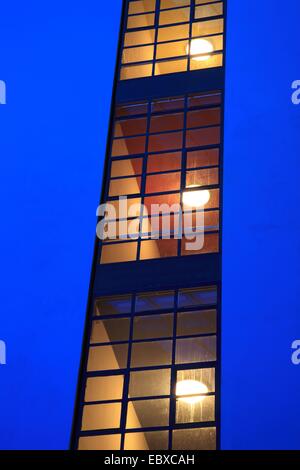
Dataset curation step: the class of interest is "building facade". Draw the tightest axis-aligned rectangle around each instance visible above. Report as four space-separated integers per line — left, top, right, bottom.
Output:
72 0 226 451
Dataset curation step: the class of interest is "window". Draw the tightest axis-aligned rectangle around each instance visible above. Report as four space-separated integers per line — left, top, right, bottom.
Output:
121 0 224 80
100 91 222 264
78 287 219 450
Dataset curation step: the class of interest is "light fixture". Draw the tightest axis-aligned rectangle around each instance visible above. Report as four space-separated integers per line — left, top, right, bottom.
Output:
176 380 208 404
182 189 210 208
187 38 214 61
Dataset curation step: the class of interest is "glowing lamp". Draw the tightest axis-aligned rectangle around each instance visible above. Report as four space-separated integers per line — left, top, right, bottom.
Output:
176 380 208 404
187 38 214 61
182 189 210 208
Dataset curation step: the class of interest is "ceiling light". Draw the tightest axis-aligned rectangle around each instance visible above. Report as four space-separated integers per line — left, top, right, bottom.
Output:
182 189 210 208
187 38 214 61
176 380 208 404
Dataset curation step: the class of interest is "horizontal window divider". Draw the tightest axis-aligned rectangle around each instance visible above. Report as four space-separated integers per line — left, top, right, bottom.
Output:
126 394 171 402
92 305 217 322
112 124 220 141
114 104 220 123
121 49 223 68
79 420 217 439
125 13 223 34
89 332 216 349
109 144 221 160
122 31 223 50
84 398 122 406
79 428 122 438
85 361 218 379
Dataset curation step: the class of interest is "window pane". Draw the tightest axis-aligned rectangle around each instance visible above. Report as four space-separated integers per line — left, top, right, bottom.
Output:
133 313 173 340
188 91 222 108
150 113 184 133
90 318 130 344
124 29 156 47
147 152 182 173
177 367 215 392
78 435 121 451
190 53 223 70
127 13 155 29
100 242 138 264
128 0 156 15
126 399 170 429
122 45 155 64
156 40 188 60
109 176 142 197
177 309 217 336
105 197 142 220
157 24 189 42
124 431 168 450
178 286 217 308
87 344 128 371
152 96 185 113
136 290 175 312
144 193 181 215
159 8 190 26
186 168 219 188
85 375 124 402
155 58 188 76
116 101 147 118
81 403 121 431
186 127 220 148
187 108 221 128
176 336 217 364
121 63 153 80
146 172 181 193
131 340 172 367
114 118 147 137
176 396 215 423
148 131 183 152
110 158 143 178
187 149 219 169
140 239 178 260
181 232 219 255
129 369 171 397
160 0 190 9
195 3 223 19
192 19 223 37
111 136 146 157
94 294 132 316
172 427 216 450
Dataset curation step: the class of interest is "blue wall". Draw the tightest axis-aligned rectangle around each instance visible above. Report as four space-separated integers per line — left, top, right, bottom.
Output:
222 0 300 450
0 1 122 449
1 0 300 450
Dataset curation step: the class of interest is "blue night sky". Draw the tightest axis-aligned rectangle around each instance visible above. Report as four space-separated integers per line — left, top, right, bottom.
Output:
0 0 300 450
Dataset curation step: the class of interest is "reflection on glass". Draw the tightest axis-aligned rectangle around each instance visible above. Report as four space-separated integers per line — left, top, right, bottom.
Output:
136 291 175 312
178 287 217 308
94 294 132 316
176 336 217 364
172 427 216 450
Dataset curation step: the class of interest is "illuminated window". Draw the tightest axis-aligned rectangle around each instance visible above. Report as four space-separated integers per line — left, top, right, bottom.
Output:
121 0 224 80
77 287 219 450
100 91 222 264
